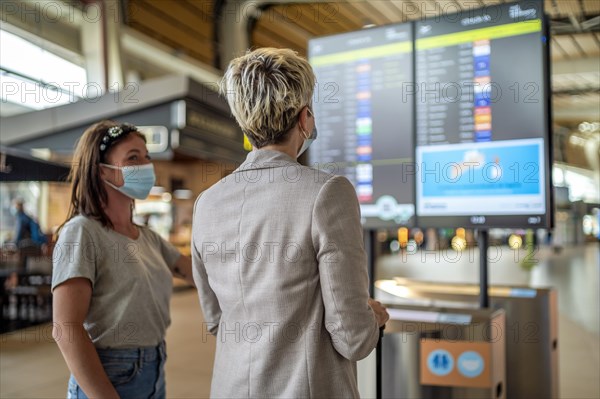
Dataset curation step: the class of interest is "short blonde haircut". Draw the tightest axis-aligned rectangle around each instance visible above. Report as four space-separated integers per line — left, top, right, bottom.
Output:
221 48 316 148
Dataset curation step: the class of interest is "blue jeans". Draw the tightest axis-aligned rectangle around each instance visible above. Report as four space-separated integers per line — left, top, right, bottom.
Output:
67 341 166 399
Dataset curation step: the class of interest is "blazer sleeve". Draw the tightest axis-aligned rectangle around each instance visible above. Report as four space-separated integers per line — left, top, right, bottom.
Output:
312 175 380 361
192 194 222 336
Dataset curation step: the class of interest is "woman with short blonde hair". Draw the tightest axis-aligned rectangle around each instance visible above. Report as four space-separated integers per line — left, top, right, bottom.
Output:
221 47 316 148
193 48 388 398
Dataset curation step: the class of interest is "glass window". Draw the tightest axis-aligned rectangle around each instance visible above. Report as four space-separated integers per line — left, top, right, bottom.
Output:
0 29 87 115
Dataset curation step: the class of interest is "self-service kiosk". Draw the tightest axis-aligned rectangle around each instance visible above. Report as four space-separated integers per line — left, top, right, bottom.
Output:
379 304 506 399
376 279 559 399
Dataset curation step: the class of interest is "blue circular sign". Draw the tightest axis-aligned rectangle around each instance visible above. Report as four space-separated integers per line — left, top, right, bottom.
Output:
457 351 485 378
427 349 454 376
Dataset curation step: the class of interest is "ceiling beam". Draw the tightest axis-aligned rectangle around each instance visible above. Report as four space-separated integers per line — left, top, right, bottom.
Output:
553 88 600 96
552 56 600 75
551 15 600 35
121 27 222 84
218 0 352 70
553 103 600 122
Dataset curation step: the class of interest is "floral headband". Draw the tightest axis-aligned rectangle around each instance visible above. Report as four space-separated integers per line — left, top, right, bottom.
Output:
99 123 138 153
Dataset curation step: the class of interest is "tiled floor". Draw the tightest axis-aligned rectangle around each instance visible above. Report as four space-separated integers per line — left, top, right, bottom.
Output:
1 244 598 398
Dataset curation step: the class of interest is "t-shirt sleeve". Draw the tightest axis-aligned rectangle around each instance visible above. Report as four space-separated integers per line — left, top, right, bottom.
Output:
51 220 97 292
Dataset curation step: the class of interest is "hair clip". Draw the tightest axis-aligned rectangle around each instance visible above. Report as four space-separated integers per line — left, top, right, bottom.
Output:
100 123 137 152
108 126 123 137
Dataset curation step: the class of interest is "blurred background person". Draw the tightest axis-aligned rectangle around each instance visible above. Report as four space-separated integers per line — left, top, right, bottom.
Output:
10 197 47 269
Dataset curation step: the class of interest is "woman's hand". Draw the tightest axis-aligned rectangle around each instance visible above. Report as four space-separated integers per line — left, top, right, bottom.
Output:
368 298 390 327
172 255 195 287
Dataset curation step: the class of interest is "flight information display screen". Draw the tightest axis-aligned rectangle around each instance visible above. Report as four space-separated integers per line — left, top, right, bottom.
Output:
414 0 552 228
309 23 415 228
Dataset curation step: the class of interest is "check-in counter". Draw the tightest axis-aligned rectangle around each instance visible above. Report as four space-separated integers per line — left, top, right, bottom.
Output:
380 304 506 399
376 279 559 399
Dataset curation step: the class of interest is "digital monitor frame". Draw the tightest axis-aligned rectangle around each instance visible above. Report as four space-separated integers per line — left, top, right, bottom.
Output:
308 22 416 229
413 0 553 229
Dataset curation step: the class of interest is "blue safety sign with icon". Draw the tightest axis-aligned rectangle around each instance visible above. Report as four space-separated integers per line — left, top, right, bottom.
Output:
457 351 485 378
427 349 454 376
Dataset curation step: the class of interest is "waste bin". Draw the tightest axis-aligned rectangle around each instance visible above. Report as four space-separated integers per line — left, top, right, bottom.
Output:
381 304 506 399
377 279 558 399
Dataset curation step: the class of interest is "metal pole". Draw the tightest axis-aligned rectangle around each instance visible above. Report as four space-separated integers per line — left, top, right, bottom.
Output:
478 229 489 308
366 229 377 298
365 229 383 399
377 326 384 399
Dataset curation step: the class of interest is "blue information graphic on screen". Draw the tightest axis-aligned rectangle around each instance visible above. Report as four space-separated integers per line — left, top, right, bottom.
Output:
414 0 551 228
417 138 545 213
309 23 415 228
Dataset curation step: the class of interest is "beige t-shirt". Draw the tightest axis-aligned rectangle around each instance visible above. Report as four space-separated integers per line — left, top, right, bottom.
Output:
52 215 181 348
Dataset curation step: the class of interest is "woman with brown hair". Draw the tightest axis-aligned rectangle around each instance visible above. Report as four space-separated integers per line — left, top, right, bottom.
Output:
52 120 194 399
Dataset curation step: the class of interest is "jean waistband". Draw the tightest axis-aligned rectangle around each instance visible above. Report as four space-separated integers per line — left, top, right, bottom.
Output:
96 340 166 362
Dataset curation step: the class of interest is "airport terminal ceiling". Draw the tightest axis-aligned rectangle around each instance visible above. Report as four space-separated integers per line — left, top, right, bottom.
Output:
1 0 598 179
1 1 598 70
93 1 600 124
121 1 600 62
2 0 598 124
119 1 600 79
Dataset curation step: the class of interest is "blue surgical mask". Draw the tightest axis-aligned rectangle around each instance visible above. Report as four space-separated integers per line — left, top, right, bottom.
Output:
101 163 156 200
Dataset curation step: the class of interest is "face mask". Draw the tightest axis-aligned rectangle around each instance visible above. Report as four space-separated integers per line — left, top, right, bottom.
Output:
298 108 318 158
9 207 17 216
101 163 156 200
298 126 318 158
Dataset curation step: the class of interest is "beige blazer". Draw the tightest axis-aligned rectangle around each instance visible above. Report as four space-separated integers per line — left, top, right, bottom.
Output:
192 149 379 398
